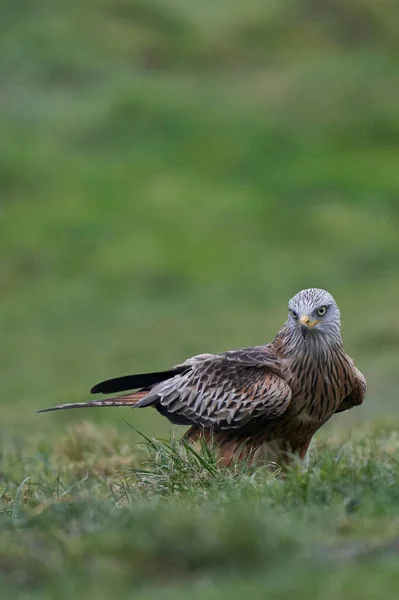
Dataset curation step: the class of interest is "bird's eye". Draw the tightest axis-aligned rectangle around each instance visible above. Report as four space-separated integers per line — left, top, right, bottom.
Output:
317 306 327 317
291 310 298 320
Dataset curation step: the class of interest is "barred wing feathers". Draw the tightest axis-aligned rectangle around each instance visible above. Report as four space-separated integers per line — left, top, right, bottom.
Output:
135 347 292 430
37 346 292 430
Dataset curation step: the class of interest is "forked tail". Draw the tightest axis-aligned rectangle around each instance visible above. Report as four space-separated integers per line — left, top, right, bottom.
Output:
37 366 186 414
36 391 147 413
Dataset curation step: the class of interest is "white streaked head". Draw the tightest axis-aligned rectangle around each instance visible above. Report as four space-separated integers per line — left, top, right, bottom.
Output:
287 288 341 344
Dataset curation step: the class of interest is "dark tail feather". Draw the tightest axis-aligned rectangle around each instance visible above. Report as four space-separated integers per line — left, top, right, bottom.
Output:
90 369 186 395
36 392 148 414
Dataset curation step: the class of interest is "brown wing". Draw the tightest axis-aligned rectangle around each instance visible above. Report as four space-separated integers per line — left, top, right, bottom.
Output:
135 349 292 430
335 366 366 414
219 346 283 373
37 346 290 425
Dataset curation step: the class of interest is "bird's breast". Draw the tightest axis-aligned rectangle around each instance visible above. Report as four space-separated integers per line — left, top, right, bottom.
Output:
282 352 353 425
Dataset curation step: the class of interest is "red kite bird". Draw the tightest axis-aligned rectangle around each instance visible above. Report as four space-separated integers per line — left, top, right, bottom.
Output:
38 288 366 467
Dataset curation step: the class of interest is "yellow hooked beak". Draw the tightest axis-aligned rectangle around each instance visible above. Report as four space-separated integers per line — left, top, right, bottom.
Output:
299 315 319 328
299 315 320 339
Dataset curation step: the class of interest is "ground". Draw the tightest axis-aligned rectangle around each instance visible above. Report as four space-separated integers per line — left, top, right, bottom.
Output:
2 423 399 599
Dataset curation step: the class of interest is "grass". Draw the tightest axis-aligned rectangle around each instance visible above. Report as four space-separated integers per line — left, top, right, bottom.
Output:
2 424 399 599
2 0 399 597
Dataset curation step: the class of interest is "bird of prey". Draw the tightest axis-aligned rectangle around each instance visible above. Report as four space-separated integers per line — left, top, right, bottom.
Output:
38 288 366 467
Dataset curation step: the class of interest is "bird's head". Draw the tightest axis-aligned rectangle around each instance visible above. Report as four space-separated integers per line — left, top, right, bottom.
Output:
287 288 341 342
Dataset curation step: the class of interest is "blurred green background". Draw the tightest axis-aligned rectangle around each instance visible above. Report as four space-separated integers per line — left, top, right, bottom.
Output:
2 0 399 438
